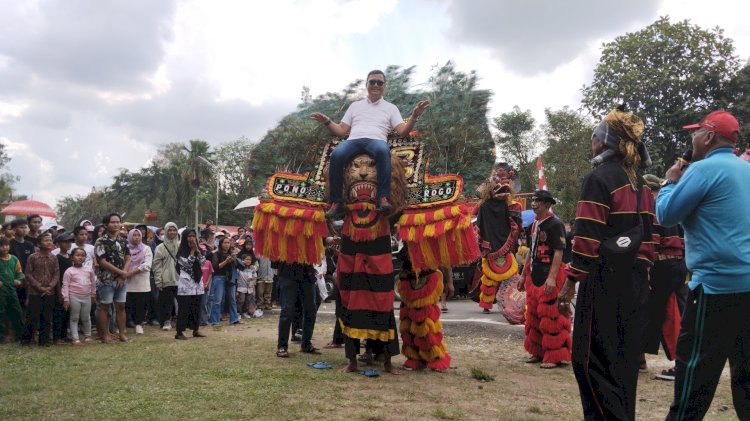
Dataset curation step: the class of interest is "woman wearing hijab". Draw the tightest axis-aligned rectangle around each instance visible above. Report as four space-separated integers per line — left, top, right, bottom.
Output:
153 222 180 331
125 228 152 335
560 106 656 420
174 229 206 340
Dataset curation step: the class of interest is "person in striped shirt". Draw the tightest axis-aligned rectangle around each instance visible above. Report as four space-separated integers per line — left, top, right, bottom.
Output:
559 107 656 420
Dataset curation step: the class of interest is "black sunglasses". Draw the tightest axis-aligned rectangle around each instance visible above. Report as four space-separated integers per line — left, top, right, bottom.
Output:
368 80 384 86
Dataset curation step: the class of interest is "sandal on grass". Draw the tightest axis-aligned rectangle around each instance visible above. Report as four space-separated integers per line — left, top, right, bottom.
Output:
540 362 560 369
323 342 343 349
358 369 379 377
306 361 332 369
276 348 289 358
525 356 542 364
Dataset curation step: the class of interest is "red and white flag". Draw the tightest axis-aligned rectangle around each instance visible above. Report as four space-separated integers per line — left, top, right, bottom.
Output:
536 157 547 191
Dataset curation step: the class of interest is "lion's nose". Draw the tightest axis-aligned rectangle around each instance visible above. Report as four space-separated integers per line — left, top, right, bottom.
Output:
359 173 368 179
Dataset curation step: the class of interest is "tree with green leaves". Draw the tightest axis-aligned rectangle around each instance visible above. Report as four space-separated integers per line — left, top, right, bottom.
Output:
539 107 594 221
0 142 18 202
725 62 750 151
493 106 545 192
419 62 495 189
581 16 742 173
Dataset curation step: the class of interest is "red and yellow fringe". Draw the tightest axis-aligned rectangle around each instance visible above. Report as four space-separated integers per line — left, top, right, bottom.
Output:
342 202 390 242
397 203 481 272
252 200 327 265
397 269 451 371
478 254 518 309
338 319 396 342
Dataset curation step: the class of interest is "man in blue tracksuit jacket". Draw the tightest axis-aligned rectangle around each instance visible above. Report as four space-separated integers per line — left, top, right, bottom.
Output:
656 110 750 420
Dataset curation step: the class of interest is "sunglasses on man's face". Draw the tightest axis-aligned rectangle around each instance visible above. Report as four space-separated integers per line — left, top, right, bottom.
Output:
368 80 384 86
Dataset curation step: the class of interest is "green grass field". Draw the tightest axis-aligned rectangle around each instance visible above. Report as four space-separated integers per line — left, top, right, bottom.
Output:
0 315 739 421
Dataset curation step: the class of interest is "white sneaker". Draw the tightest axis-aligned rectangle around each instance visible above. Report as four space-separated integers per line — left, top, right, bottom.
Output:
253 309 264 318
162 321 171 331
243 313 252 319
135 325 144 335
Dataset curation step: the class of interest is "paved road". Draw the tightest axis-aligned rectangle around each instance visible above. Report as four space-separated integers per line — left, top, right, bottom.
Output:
316 298 525 340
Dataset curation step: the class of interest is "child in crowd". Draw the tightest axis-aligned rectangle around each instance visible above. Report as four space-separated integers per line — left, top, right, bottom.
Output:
0 237 24 343
236 254 258 318
22 232 59 346
62 248 97 345
52 233 74 345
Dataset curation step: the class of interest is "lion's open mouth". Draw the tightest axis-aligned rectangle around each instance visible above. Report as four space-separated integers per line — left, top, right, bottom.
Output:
493 183 512 196
349 181 377 203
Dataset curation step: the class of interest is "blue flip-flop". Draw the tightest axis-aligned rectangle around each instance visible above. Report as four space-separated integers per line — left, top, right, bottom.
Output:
358 368 379 377
306 361 332 369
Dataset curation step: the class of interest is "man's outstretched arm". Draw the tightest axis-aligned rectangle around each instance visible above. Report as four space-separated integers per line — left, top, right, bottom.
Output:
311 112 351 138
395 100 430 138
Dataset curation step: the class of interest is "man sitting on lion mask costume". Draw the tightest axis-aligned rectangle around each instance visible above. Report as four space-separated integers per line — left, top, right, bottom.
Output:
311 69 429 219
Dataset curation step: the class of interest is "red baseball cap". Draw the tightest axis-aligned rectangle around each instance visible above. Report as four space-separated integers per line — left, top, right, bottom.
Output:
683 110 740 142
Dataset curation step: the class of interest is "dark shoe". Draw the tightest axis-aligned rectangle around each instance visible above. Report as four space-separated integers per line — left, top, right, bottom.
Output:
375 197 393 214
231 320 243 325
276 347 289 358
175 333 188 340
291 333 302 342
301 346 322 355
639 360 648 373
655 368 676 381
325 202 344 220
192 331 206 338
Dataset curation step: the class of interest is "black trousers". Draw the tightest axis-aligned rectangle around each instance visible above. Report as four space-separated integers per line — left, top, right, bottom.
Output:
146 274 159 322
642 259 687 357
22 294 55 345
127 291 150 325
277 272 317 350
158 286 177 326
666 286 750 420
291 287 304 334
331 285 344 345
572 262 649 421
52 298 69 341
176 294 201 334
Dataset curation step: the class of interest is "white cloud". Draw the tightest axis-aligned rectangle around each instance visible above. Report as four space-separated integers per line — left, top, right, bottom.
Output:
1 0 749 209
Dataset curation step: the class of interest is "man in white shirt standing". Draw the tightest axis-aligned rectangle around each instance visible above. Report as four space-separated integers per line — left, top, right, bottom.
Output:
311 69 429 219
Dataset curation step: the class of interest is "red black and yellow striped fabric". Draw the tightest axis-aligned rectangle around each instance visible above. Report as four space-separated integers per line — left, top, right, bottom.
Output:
336 227 399 346
566 161 656 282
653 220 685 257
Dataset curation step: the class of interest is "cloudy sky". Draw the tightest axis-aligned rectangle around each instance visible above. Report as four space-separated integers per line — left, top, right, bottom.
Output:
1 0 749 207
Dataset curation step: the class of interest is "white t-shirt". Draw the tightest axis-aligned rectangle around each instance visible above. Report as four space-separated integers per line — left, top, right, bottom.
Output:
342 97 404 141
